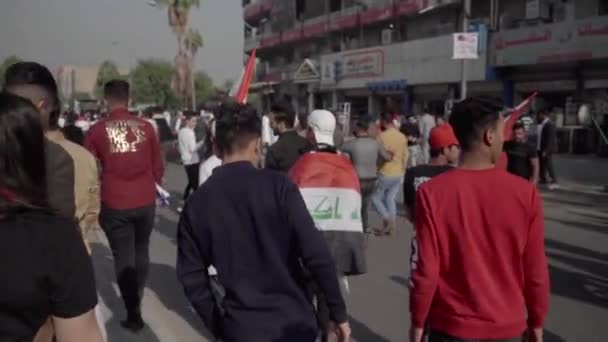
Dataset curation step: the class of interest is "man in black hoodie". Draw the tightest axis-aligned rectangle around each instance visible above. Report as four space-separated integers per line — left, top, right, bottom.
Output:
177 102 350 342
265 102 311 172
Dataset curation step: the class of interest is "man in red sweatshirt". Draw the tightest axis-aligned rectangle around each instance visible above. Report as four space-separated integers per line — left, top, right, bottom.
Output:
409 97 549 342
85 80 164 332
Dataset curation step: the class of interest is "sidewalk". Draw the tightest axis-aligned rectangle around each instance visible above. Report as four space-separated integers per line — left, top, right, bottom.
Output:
553 154 608 193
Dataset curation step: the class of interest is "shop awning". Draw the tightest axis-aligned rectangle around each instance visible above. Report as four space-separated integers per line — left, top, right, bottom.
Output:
367 79 408 92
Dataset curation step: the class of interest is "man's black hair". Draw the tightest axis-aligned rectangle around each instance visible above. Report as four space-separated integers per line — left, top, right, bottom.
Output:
449 96 505 152
104 80 130 103
270 102 296 128
430 148 442 158
380 111 394 123
427 100 444 115
215 102 261 158
3 62 61 128
183 111 198 121
512 122 526 131
355 116 372 131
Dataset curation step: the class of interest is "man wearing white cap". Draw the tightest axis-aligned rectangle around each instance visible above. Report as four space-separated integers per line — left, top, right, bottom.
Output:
289 109 366 342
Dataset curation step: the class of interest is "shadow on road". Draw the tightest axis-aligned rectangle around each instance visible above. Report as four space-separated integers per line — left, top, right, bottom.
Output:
147 262 213 339
546 237 608 309
543 190 608 210
350 315 391 342
155 214 178 244
547 256 608 309
91 243 162 342
544 330 567 342
389 275 408 287
546 216 608 236
546 239 608 262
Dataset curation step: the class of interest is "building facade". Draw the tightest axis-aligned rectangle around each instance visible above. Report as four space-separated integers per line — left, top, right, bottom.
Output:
243 0 608 152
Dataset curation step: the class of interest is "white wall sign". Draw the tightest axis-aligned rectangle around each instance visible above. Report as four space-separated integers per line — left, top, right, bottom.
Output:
526 0 541 19
453 32 479 59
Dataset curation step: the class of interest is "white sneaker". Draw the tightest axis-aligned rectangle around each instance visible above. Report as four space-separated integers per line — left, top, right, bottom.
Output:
548 183 560 190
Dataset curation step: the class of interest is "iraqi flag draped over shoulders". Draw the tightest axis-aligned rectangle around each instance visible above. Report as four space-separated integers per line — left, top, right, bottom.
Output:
289 151 366 276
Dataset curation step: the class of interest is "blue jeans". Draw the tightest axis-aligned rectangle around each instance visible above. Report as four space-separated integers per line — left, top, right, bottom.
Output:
371 175 403 221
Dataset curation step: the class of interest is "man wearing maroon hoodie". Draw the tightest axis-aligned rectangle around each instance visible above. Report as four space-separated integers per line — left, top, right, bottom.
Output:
409 97 549 342
85 80 164 333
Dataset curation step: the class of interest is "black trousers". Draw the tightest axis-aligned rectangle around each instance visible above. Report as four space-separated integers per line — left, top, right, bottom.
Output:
538 152 557 183
359 178 377 233
100 205 155 317
428 330 521 342
183 163 200 200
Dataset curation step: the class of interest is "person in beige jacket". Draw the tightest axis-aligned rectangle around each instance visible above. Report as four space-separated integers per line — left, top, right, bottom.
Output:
47 129 100 247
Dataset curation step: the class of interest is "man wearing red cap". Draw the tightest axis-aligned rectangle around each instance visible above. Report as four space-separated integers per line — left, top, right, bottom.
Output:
402 123 460 221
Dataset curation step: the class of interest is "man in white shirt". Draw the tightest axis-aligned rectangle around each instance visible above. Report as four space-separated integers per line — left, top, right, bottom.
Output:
199 119 222 186
419 108 437 164
178 112 204 202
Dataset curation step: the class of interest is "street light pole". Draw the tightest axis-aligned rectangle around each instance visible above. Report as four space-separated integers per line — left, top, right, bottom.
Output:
460 0 471 100
191 62 196 111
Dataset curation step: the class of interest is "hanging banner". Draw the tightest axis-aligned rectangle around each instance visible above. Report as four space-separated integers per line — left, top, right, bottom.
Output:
453 32 479 59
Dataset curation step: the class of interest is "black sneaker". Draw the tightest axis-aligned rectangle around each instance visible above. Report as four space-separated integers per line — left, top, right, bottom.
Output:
120 314 144 333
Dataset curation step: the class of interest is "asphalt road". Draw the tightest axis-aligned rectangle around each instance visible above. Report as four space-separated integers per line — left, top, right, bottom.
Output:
91 162 608 342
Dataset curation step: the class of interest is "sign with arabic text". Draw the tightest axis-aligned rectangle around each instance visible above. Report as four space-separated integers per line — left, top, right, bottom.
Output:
491 16 608 66
453 32 479 59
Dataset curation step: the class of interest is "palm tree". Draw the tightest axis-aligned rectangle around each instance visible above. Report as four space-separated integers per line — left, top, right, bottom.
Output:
173 29 203 107
153 0 200 52
184 28 203 59
152 0 201 108
185 29 203 108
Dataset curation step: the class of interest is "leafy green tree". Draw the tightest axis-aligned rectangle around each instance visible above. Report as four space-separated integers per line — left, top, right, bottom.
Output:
0 56 23 86
94 60 121 99
194 70 214 105
130 59 179 107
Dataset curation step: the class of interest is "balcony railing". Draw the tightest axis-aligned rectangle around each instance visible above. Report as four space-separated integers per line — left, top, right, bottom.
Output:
248 0 453 51
243 0 272 22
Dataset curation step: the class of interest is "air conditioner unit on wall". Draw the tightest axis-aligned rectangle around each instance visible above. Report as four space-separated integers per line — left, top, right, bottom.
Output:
381 29 393 45
525 0 551 20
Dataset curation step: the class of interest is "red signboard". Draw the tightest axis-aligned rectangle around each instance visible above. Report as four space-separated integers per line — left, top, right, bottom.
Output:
260 34 280 48
260 0 272 12
360 5 393 25
303 22 327 38
244 0 272 20
330 13 358 31
395 0 419 16
243 3 261 19
282 28 303 43
261 71 282 83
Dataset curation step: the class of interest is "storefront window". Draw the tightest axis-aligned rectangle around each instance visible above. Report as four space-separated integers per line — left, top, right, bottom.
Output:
600 0 608 15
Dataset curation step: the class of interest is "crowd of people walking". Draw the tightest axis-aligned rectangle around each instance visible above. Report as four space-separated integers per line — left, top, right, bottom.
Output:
0 60 554 342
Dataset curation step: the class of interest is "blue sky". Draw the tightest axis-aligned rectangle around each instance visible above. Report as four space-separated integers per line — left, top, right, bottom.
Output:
0 0 243 84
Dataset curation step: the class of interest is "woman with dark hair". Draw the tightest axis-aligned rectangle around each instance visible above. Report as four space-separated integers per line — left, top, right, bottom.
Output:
0 92 103 342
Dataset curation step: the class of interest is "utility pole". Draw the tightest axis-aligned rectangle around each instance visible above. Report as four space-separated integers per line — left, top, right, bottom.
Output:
460 0 471 100
191 63 196 111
